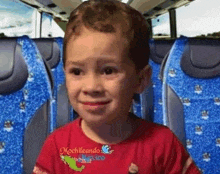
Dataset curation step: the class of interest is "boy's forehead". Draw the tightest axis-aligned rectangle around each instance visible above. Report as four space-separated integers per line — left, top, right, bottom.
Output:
66 56 123 66
66 25 128 48
65 27 130 65
67 26 124 41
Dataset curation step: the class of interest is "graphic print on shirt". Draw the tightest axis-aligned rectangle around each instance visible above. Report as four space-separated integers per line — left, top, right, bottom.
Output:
101 145 114 154
59 145 114 172
60 155 85 172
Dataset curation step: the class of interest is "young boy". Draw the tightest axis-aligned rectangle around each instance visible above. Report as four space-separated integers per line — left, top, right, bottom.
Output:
33 0 201 173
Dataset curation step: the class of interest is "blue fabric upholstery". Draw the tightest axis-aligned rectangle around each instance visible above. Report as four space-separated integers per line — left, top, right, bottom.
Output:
149 59 163 124
162 36 220 173
149 39 175 124
52 38 75 128
132 94 142 118
33 37 76 132
48 37 66 131
0 36 52 173
55 38 75 123
132 86 153 121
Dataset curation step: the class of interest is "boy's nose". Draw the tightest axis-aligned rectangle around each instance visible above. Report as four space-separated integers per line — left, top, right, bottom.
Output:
82 74 104 95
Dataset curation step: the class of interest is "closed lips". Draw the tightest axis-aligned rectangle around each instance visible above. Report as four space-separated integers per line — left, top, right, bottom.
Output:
83 101 110 105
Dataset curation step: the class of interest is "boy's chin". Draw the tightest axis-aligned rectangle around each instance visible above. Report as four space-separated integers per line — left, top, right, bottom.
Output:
81 114 118 126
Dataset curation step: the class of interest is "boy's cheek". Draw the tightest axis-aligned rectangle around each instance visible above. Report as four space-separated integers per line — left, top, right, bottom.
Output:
121 76 138 91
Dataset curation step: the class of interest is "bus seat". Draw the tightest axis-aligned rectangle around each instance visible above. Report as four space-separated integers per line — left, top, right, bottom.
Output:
33 38 75 131
131 39 175 122
131 42 153 121
162 36 220 173
55 37 75 125
132 83 154 121
149 39 175 124
131 79 153 121
0 36 53 174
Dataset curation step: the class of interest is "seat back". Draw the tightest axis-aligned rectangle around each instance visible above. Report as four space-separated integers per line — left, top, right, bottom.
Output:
55 37 75 125
132 86 154 121
34 37 75 131
149 39 175 124
0 36 52 174
162 36 220 173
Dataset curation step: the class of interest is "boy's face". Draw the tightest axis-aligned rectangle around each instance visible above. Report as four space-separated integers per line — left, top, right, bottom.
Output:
64 27 147 125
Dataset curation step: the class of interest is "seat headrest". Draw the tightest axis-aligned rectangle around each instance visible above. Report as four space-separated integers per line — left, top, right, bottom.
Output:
181 38 220 78
0 38 28 94
149 39 175 64
33 38 60 69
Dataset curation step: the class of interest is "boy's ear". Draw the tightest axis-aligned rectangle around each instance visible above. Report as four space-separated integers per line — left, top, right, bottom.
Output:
135 65 152 94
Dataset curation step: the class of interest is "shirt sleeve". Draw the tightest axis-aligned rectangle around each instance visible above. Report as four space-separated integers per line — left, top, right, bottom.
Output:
32 134 57 174
164 130 201 174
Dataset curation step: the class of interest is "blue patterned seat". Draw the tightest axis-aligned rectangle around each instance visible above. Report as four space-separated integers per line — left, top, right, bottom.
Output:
149 39 175 124
0 36 53 174
34 38 75 131
162 36 220 173
132 84 154 121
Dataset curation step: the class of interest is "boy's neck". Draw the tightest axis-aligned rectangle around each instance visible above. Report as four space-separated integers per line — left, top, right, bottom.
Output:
81 113 141 144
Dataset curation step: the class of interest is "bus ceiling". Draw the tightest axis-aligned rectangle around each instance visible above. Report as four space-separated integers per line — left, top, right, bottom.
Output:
20 0 194 36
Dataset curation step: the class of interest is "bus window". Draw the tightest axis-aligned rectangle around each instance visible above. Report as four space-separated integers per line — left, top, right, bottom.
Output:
152 12 170 39
41 12 64 38
176 0 220 38
0 0 40 38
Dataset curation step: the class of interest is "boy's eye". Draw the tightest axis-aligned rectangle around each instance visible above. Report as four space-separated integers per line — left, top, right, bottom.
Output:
103 67 117 75
70 68 82 75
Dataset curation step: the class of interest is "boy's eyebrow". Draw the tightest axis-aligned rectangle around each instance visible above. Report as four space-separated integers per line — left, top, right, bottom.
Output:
66 60 85 66
66 57 121 66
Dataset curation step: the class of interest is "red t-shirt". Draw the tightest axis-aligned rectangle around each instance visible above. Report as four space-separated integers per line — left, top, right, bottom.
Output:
33 118 201 174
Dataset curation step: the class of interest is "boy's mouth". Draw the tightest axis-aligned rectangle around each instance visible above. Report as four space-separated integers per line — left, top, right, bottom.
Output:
81 101 111 112
82 101 110 106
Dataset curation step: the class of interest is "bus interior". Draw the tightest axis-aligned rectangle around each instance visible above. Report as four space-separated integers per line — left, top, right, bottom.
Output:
0 0 220 173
